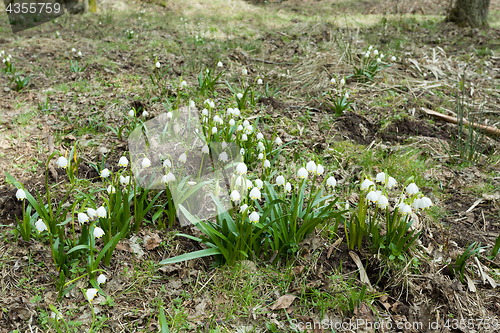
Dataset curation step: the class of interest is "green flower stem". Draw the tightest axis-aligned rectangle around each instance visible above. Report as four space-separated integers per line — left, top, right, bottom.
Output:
87 297 96 333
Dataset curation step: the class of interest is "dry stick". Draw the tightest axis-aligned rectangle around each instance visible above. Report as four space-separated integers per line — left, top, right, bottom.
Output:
47 135 58 183
421 107 500 137
287 105 322 113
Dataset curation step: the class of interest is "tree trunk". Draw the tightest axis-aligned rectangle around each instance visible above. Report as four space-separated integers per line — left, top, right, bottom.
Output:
83 0 89 13
447 0 490 28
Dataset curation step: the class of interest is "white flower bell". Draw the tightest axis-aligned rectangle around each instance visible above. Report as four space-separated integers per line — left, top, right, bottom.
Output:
405 183 419 195
57 156 68 168
87 208 96 220
306 161 317 174
236 163 248 175
94 227 105 238
78 213 89 224
297 168 308 179
250 187 261 200
97 274 107 285
377 195 389 209
142 158 151 168
16 189 26 200
85 288 98 302
163 172 175 183
326 176 336 188
96 206 106 218
366 191 380 203
35 219 47 233
240 204 249 213
360 179 374 191
230 190 241 202
316 164 324 176
118 156 128 167
100 169 110 178
249 212 260 223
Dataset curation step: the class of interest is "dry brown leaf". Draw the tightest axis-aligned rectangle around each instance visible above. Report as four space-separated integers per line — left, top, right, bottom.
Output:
292 265 305 275
465 273 476 293
144 232 161 250
270 294 297 310
349 251 372 288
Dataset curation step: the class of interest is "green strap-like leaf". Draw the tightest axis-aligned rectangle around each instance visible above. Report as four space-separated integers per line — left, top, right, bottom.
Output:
159 248 221 265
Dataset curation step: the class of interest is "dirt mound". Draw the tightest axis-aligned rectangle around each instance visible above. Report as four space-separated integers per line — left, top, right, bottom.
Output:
381 118 450 142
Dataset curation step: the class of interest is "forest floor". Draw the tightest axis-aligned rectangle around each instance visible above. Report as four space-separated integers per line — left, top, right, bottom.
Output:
0 0 500 332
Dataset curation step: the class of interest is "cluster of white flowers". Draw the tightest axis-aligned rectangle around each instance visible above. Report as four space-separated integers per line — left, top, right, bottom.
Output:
1 50 11 65
365 45 384 64
375 172 397 189
71 48 83 57
331 77 346 85
360 174 433 216
404 183 433 210
119 175 130 185
366 190 389 209
227 107 241 117
204 99 215 108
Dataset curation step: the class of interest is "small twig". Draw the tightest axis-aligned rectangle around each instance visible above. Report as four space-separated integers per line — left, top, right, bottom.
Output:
267 250 278 264
287 105 322 113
